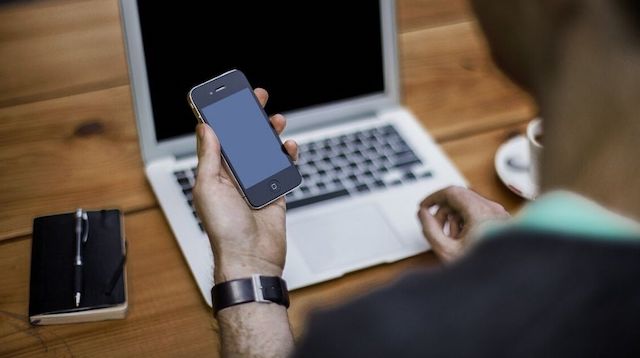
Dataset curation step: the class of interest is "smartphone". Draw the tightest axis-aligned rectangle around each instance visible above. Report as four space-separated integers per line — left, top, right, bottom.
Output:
188 69 302 209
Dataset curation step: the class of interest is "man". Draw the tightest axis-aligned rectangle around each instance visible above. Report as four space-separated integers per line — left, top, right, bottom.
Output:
193 0 640 356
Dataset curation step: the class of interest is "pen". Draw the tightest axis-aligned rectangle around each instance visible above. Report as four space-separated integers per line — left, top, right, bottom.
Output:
74 209 89 307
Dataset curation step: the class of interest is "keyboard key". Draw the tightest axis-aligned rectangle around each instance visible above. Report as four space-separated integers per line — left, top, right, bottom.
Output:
356 184 369 192
177 177 190 187
287 189 350 210
404 172 417 181
393 156 421 169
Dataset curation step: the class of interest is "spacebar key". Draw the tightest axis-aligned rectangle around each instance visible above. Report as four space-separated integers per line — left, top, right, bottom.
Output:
287 189 350 210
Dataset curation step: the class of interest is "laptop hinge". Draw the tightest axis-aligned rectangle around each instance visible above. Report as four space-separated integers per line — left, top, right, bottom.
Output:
287 111 378 135
174 150 197 161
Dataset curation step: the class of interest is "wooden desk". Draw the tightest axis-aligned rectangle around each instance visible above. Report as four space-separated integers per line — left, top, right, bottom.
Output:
0 0 534 356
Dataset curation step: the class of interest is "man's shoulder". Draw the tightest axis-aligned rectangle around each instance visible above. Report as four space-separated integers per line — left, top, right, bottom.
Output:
295 229 640 357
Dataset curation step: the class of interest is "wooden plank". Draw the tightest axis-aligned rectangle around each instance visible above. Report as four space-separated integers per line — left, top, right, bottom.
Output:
0 124 527 356
401 21 535 141
397 0 472 33
0 85 156 241
0 0 128 107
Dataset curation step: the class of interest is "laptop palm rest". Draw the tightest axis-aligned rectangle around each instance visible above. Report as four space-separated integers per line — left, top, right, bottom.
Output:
288 204 404 273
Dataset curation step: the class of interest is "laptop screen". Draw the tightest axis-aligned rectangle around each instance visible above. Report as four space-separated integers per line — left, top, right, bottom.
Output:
136 1 385 142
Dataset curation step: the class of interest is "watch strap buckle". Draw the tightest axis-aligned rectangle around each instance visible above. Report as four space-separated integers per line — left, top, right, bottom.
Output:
251 274 268 303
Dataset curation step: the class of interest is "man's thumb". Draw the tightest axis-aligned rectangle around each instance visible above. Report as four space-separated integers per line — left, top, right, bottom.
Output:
196 124 221 178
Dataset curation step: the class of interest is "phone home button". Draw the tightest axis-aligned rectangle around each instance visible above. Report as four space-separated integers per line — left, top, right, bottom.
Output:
269 180 280 192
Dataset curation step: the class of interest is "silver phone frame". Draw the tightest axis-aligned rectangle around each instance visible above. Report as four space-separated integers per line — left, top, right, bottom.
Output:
119 0 401 163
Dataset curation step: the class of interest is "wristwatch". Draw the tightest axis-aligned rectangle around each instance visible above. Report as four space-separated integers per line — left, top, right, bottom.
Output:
211 274 290 315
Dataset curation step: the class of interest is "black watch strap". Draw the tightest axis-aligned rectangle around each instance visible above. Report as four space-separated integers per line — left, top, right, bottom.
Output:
211 275 289 315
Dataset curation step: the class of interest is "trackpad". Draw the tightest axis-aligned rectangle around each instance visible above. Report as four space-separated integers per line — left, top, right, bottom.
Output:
289 204 404 273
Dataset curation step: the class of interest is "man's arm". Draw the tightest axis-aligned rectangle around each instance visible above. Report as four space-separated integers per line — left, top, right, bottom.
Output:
217 303 293 357
193 88 297 357
213 261 294 357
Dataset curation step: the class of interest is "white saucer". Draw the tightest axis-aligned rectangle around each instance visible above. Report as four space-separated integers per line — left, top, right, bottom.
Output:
494 135 539 200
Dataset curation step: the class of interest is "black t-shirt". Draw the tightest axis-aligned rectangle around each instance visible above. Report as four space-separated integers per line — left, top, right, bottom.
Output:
294 230 640 357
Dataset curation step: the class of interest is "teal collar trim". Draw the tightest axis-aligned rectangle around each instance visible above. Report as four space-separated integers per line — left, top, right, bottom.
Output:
480 191 640 242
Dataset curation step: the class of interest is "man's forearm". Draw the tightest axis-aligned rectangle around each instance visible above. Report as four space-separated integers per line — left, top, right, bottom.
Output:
218 303 294 358
214 260 294 358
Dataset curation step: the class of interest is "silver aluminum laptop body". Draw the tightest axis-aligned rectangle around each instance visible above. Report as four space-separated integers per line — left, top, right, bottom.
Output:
120 0 466 306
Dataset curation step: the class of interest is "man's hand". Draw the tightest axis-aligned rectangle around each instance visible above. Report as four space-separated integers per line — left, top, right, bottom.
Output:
418 186 510 262
193 88 298 283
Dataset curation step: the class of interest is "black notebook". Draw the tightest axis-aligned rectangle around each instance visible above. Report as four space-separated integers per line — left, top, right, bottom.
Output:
29 209 128 325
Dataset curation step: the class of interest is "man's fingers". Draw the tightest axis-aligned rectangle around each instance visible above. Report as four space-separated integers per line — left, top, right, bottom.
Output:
419 207 467 262
418 207 447 245
254 88 269 108
434 206 450 229
449 214 462 239
420 186 453 209
420 186 474 220
283 139 299 162
196 124 221 179
270 114 286 134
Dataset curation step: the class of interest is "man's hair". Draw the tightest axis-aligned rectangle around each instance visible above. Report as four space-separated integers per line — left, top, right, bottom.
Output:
619 0 640 32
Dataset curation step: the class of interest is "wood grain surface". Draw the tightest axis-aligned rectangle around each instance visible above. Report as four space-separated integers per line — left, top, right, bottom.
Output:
0 0 533 356
0 85 155 241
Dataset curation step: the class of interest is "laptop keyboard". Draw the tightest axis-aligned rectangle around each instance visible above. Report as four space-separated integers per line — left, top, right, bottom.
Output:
173 168 203 231
174 124 433 231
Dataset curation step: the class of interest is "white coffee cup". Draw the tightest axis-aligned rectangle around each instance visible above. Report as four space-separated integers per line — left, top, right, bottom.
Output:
526 118 543 188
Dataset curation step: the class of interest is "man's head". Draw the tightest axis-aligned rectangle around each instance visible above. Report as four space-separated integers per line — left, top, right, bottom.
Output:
470 0 640 96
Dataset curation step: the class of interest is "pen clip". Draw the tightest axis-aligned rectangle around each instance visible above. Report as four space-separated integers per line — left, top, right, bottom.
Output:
81 211 89 243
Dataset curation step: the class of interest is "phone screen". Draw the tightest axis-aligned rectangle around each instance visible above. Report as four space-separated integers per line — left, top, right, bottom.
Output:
200 88 291 188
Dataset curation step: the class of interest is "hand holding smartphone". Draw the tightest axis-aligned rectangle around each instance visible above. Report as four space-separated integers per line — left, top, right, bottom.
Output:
188 70 302 209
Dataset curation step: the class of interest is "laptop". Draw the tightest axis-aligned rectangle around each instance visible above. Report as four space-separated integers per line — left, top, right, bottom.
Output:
120 0 467 306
